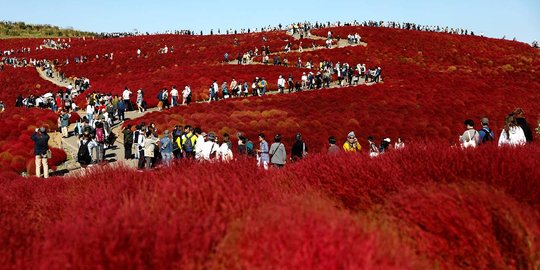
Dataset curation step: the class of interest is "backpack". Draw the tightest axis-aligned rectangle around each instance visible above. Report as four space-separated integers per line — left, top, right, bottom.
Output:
77 140 92 165
95 128 105 143
183 134 195 152
480 128 494 143
157 92 163 101
246 140 254 155
462 130 478 148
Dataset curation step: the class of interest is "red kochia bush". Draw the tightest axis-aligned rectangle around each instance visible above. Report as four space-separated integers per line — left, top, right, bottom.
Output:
211 195 424 269
0 144 538 269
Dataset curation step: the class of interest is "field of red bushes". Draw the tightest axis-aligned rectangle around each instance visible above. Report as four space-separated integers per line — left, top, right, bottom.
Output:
1 144 539 269
1 24 540 269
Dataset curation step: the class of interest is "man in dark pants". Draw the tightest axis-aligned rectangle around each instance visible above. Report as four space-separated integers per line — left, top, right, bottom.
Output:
122 125 133 159
31 127 50 178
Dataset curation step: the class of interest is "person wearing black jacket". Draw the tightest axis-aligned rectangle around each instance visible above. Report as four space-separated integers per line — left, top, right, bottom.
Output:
31 127 50 178
291 133 308 161
122 125 134 159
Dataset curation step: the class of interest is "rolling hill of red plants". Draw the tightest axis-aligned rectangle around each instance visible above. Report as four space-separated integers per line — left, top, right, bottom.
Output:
0 25 539 269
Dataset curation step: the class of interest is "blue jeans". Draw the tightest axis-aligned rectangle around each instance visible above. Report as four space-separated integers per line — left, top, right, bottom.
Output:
161 152 173 166
172 96 178 106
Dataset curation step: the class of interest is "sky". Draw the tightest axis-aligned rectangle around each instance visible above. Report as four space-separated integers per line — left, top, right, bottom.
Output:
3 0 540 43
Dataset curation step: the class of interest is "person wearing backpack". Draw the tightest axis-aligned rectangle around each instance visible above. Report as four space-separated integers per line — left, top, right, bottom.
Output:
77 132 95 168
181 125 197 158
269 134 286 168
172 125 183 159
122 125 134 159
459 119 479 148
478 117 495 145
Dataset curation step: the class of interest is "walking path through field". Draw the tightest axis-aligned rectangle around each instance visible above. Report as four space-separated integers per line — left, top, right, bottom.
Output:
39 30 378 176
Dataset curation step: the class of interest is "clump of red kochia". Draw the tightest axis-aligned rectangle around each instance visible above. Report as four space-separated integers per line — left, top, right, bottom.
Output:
0 143 538 269
0 108 66 174
0 66 61 106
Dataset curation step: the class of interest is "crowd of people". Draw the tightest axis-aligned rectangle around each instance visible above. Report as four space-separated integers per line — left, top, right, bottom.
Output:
77 120 407 171
208 63 381 100
42 38 71 50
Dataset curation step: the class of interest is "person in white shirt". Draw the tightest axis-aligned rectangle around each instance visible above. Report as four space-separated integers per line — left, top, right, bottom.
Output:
459 119 479 148
219 133 233 162
86 102 95 125
170 86 179 107
277 75 286 94
194 128 206 160
229 79 238 97
182 86 191 105
499 115 527 146
201 132 220 161
122 87 133 111
301 73 308 89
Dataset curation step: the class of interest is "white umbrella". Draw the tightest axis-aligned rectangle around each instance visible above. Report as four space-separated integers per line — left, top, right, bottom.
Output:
43 93 53 98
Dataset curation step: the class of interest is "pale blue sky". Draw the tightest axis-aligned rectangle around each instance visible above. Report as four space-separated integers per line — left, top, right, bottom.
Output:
3 0 540 42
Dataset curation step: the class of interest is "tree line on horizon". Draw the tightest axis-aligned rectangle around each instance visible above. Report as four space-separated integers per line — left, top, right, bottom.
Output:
0 21 96 38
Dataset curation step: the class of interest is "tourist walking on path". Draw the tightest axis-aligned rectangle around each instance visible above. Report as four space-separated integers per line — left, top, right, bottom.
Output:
160 130 173 166
257 133 270 169
459 119 479 148
59 109 70 138
477 117 495 144
513 108 534 143
122 125 134 159
269 134 287 168
327 136 340 154
291 133 308 161
498 114 527 146
31 127 50 178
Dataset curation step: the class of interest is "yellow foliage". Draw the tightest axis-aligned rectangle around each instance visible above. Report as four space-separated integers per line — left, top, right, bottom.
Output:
501 64 514 72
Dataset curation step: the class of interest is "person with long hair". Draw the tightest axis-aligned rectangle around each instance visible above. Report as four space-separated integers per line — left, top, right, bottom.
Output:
498 114 526 146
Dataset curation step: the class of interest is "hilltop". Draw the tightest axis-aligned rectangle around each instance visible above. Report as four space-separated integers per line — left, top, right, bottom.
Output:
0 21 95 38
